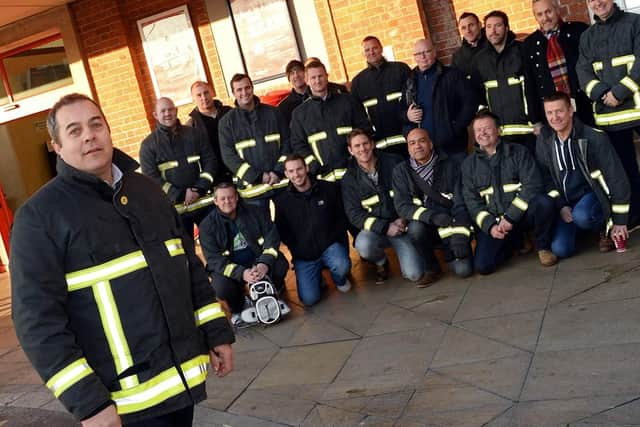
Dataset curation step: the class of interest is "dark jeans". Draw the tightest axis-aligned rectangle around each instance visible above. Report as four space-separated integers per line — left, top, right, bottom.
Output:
474 194 555 275
211 252 289 313
407 221 473 278
551 192 603 258
125 405 193 426
605 128 640 223
293 242 351 306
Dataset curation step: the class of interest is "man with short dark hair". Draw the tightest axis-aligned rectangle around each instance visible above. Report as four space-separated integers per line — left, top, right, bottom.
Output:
351 35 411 156
452 12 488 77
277 60 308 125
273 154 352 306
11 93 234 426
536 91 630 257
462 110 557 274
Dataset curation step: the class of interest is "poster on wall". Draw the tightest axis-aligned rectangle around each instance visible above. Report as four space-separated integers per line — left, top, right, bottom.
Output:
137 6 206 106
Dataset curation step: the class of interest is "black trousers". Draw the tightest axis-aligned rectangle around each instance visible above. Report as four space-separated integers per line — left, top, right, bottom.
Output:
605 128 640 224
125 405 194 427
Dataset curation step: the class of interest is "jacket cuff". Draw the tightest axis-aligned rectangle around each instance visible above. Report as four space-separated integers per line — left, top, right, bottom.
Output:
203 317 236 350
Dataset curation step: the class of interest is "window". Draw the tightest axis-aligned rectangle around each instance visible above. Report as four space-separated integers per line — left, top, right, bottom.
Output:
618 0 640 14
228 0 301 83
0 34 72 106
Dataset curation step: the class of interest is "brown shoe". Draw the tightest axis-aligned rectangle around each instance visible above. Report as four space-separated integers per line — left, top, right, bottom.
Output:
538 249 558 267
599 232 614 253
416 271 441 288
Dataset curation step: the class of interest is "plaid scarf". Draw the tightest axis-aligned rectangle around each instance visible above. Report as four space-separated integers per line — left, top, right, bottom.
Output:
546 24 571 96
410 153 437 203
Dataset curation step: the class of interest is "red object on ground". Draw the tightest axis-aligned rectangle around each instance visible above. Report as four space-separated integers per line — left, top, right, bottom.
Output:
0 183 13 256
261 89 290 107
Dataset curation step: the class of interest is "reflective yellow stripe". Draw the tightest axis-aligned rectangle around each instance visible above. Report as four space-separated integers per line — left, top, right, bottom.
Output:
308 131 327 143
479 187 494 197
612 203 630 214
336 126 352 135
200 172 214 183
592 61 603 72
376 135 406 149
590 169 611 195
236 182 283 198
585 80 599 98
548 190 560 198
612 54 635 70
483 80 498 88
507 76 523 86
503 183 522 193
304 155 316 165
236 163 251 179
262 248 278 258
277 155 286 163
594 108 640 126
385 92 402 102
161 182 172 194
158 161 178 172
500 124 534 135
257 237 264 245
223 263 239 277
264 133 280 143
412 197 422 206
364 217 377 231
512 197 529 211
476 211 490 227
621 76 640 93
235 139 256 160
187 155 200 164
308 132 328 166
389 190 394 198
318 169 347 182
46 358 94 398
361 194 380 209
412 207 427 220
66 252 147 291
113 354 208 415
362 98 378 108
164 238 185 257
175 195 215 214
438 226 471 239
195 302 225 326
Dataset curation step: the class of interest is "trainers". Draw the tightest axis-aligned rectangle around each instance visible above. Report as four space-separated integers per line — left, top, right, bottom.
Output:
538 249 558 267
416 271 441 288
599 232 614 253
336 279 352 293
231 313 254 329
375 261 388 284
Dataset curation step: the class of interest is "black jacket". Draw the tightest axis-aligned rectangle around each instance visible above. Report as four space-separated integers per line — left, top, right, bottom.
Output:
10 150 233 423
451 33 488 78
461 141 544 233
522 21 593 126
187 101 232 184
139 123 216 212
536 118 630 226
291 90 372 180
273 179 348 260
342 152 403 234
199 202 282 282
351 59 411 148
577 4 640 130
218 98 291 199
472 32 541 132
277 89 306 125
402 62 478 155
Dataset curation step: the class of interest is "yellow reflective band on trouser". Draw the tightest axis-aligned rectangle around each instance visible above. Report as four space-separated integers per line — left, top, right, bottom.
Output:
187 155 200 164
236 163 251 179
361 194 381 209
195 302 225 327
412 207 427 220
503 183 522 193
112 354 208 415
548 189 560 198
200 172 214 183
161 182 172 194
590 169 611 195
585 79 600 98
262 248 278 258
264 133 280 143
612 203 630 214
512 197 529 211
336 126 352 135
46 358 94 398
223 263 239 277
476 211 491 228
592 61 603 72
500 124 534 135
386 92 402 102
318 169 347 182
376 135 406 149
363 98 378 108
594 108 640 126
438 226 471 239
175 195 215 215
364 217 377 231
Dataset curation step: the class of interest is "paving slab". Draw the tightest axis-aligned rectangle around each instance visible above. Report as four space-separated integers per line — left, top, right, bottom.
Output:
397 290 467 324
9 390 54 408
228 388 316 426
563 266 640 306
300 404 365 426
194 405 286 427
0 406 79 426
322 390 413 419
456 310 544 352
365 304 441 336
574 396 640 425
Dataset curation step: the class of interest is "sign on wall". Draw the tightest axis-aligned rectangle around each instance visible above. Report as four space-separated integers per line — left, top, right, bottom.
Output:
137 6 207 106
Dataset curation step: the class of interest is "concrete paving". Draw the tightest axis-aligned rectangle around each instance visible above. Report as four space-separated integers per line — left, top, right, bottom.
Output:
1 237 640 426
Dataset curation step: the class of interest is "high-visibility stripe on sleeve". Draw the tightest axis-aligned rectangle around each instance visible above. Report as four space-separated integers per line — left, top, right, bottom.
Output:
503 183 522 193
262 248 278 258
621 76 640 93
547 189 560 198
195 302 225 326
277 155 286 163
612 54 635 68
162 182 172 194
164 239 185 257
223 263 239 277
237 163 251 179
175 195 216 214
612 203 630 214
361 194 380 209
590 169 611 195
46 358 94 398
438 226 471 239
512 197 529 211
476 211 491 228
363 98 378 108
200 172 214 183
412 207 427 220
376 135 406 149
585 80 600 97
483 80 498 88
264 133 280 143
308 131 327 143
386 92 402 101
304 155 316 165
257 237 264 245
158 161 179 172
592 61 603 72
187 155 200 164
364 217 377 231
412 197 422 206
336 126 352 135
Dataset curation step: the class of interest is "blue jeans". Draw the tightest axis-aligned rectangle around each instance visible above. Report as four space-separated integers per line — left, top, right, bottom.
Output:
293 242 351 306
551 192 604 258
355 227 425 282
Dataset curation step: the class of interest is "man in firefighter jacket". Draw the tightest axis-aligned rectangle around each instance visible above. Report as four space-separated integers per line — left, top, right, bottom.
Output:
342 129 439 286
291 60 372 183
10 93 234 426
139 96 217 239
351 35 411 157
452 12 488 78
218 73 291 213
462 110 557 274
576 0 640 226
199 183 289 317
392 128 474 278
471 10 541 152
536 91 630 258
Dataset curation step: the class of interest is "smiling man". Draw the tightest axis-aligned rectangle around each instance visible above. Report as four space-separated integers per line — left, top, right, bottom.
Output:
451 12 487 78
11 93 234 427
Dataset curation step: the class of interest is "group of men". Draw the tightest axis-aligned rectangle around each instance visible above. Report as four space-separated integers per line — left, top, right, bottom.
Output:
8 0 639 424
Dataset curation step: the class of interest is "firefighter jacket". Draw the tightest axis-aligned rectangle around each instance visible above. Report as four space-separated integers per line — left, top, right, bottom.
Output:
139 122 216 215
461 141 544 234
471 32 542 135
290 90 372 182
392 156 472 241
452 33 488 78
199 202 283 283
273 179 348 261
10 149 234 423
522 21 593 126
576 4 640 131
342 152 403 234
536 118 630 228
402 62 478 155
218 97 291 199
351 59 411 150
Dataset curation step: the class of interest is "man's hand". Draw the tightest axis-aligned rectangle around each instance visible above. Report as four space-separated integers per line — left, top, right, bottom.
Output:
611 224 629 241
386 222 404 237
242 268 258 284
407 103 423 124
490 224 506 239
497 218 513 233
560 206 573 223
82 405 121 427
262 172 271 184
253 263 269 280
267 172 280 185
210 344 234 377
393 218 408 229
602 91 622 107
184 188 199 206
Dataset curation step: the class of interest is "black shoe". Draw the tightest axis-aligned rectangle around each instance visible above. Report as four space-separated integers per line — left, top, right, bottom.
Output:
375 261 388 284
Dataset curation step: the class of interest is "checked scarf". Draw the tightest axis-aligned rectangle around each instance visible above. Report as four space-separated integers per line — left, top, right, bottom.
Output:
410 152 438 204
546 24 571 96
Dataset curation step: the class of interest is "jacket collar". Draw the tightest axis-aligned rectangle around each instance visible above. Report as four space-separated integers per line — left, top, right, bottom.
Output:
595 3 622 25
461 32 487 49
189 99 225 119
366 57 388 71
57 148 139 187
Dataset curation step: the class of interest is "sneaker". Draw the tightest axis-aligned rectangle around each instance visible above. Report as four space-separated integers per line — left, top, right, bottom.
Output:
375 261 388 284
416 271 441 288
538 249 558 267
231 313 253 329
599 232 614 253
336 279 352 293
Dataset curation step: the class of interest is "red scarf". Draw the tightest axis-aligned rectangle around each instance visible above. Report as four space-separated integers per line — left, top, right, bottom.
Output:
546 23 571 96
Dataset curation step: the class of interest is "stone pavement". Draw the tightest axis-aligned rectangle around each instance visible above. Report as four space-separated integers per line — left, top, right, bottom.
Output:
1 238 640 426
